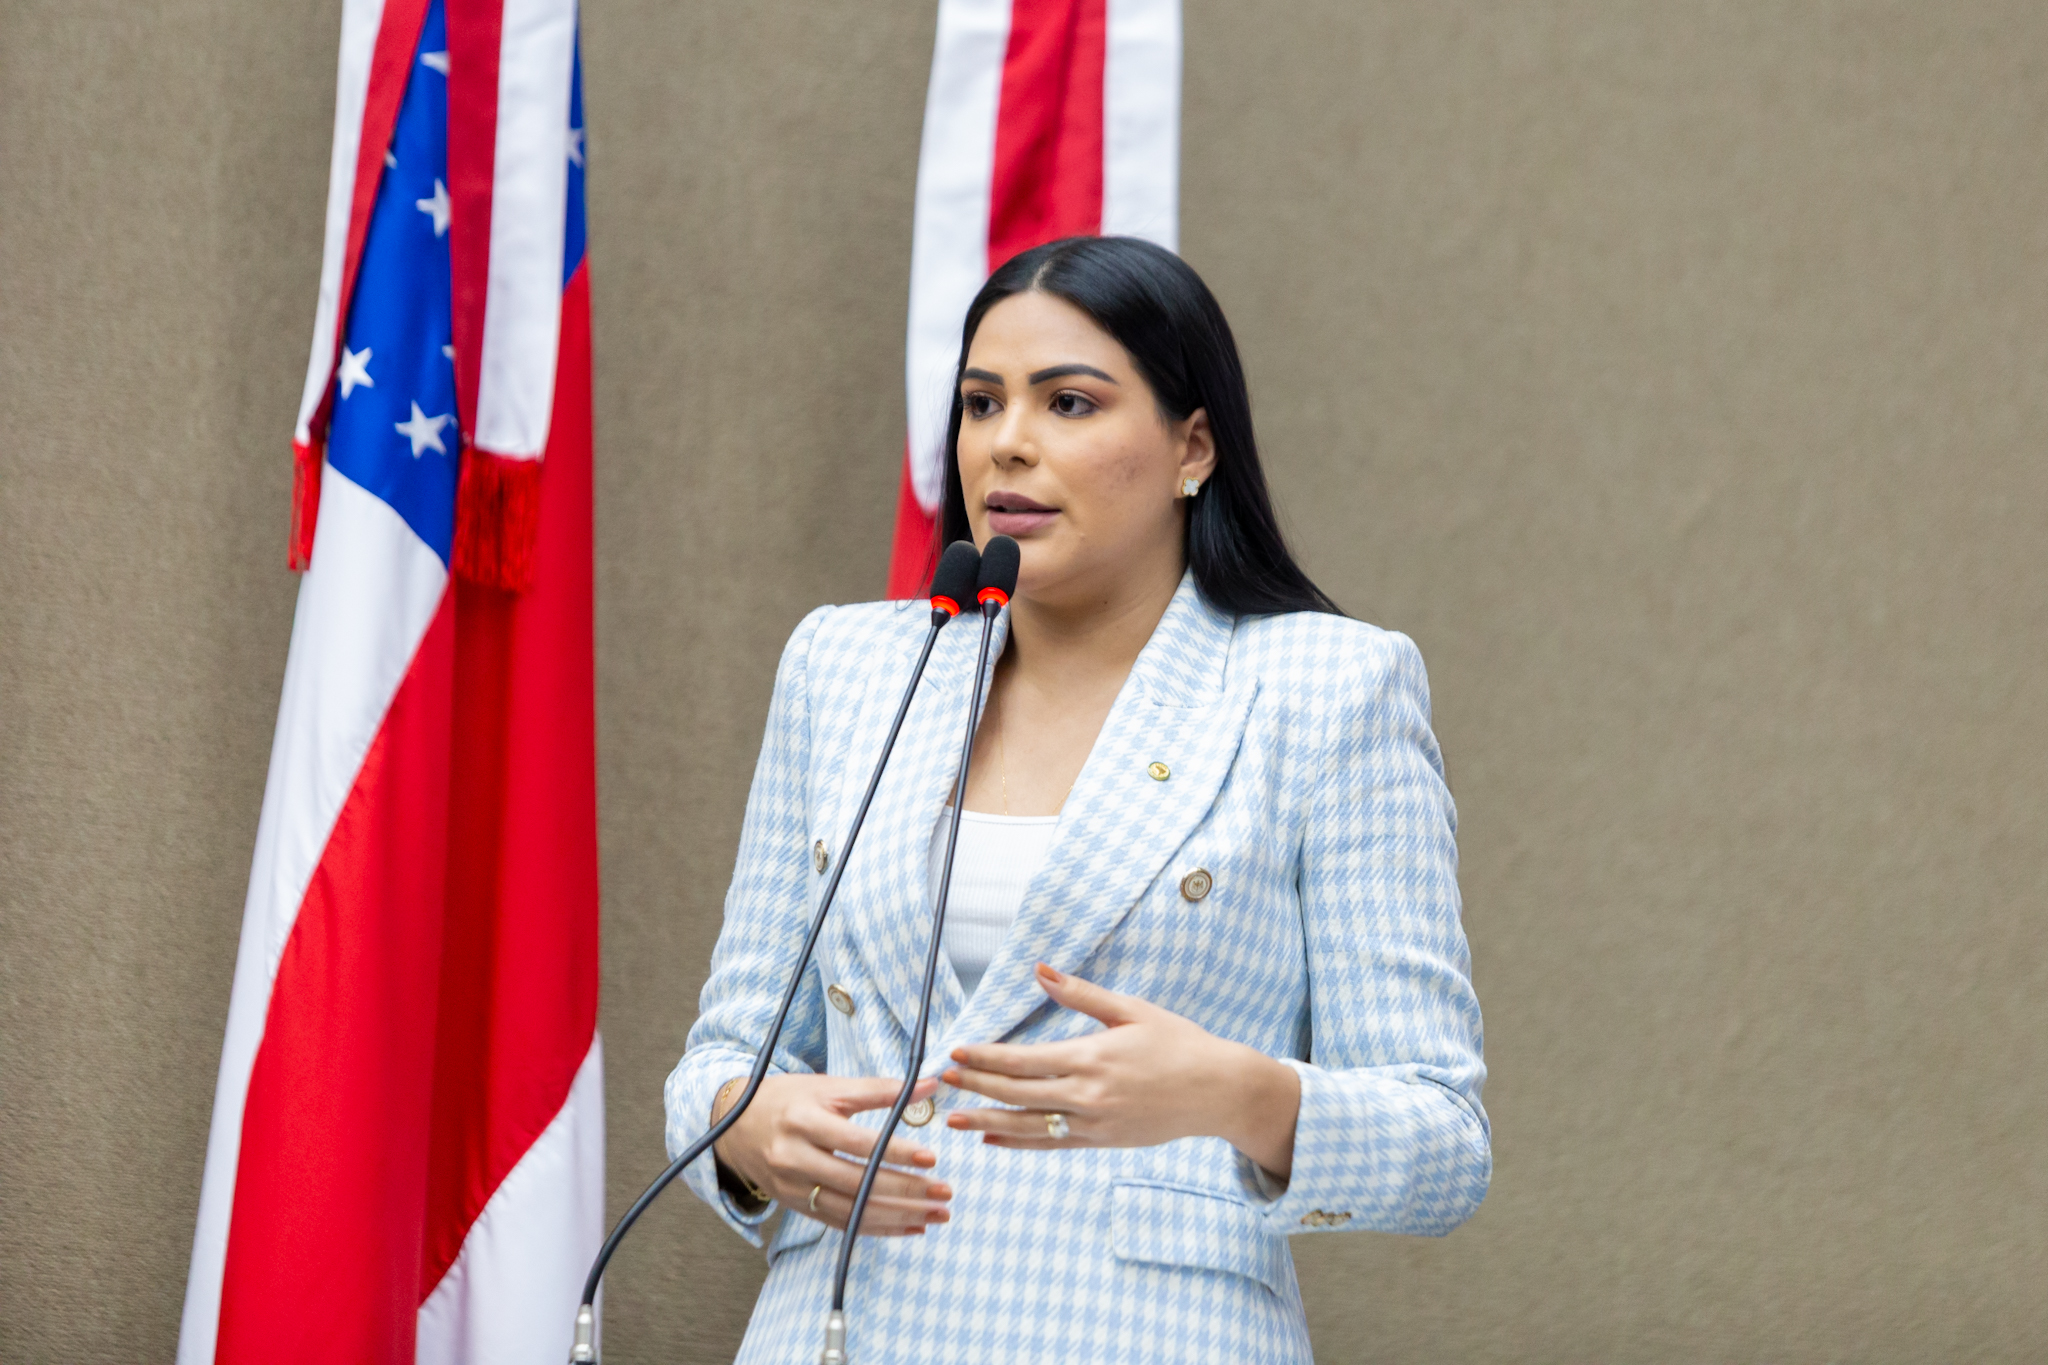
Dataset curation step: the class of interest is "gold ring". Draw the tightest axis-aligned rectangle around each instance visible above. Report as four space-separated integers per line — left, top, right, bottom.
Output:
1046 1112 1070 1140
809 1184 823 1214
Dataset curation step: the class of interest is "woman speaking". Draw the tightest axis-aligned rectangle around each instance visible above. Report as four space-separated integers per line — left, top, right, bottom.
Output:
663 236 1490 1363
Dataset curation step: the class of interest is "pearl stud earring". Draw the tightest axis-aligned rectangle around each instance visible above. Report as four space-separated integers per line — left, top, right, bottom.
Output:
1180 477 1201 497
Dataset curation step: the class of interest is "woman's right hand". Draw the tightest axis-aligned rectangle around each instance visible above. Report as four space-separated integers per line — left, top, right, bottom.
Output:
711 1074 952 1236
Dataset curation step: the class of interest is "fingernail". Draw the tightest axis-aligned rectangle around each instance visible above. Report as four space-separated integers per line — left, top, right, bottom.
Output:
929 1183 952 1198
1036 962 1062 984
941 1069 960 1085
906 1226 925 1236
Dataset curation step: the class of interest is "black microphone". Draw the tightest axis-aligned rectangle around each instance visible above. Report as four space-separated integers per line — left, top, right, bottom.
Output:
568 540 983 1364
822 535 1020 1365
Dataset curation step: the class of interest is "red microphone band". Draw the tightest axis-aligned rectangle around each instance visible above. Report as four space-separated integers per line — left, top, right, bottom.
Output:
976 587 1010 608
930 595 962 617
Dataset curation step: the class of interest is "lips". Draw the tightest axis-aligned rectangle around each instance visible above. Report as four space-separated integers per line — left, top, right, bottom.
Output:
985 491 1058 536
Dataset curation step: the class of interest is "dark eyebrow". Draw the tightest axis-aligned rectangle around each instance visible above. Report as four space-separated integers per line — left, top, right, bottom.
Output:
960 363 1119 388
1028 363 1117 386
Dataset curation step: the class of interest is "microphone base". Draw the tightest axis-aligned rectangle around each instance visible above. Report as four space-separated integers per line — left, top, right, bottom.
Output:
819 1308 849 1365
569 1302 597 1362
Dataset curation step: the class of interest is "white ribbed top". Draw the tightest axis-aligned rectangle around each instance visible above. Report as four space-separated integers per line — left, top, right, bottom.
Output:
930 809 1060 997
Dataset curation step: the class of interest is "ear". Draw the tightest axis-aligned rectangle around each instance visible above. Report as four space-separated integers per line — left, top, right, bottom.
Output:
1176 408 1217 488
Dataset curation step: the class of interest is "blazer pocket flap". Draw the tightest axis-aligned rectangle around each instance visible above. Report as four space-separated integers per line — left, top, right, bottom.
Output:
1110 1181 1291 1299
767 1207 830 1265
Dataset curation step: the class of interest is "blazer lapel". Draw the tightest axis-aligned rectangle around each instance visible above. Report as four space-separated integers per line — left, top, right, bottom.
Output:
935 576 1254 1063
828 609 1008 1049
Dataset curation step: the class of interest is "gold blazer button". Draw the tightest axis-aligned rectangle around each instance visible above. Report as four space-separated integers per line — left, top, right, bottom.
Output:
1147 761 1171 781
1179 868 1213 901
903 1097 936 1127
826 984 855 1016
813 840 830 873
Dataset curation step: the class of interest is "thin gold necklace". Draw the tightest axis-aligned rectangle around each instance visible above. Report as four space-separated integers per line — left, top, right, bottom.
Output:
998 695 1013 816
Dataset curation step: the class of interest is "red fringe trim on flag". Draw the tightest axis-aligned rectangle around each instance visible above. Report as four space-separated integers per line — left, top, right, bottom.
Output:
885 457 942 600
289 438 323 572
453 449 542 592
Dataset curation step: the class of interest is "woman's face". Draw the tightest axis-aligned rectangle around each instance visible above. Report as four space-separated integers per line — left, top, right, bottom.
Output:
956 290 1214 609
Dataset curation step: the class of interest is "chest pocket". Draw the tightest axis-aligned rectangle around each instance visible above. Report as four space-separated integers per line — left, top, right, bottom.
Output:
1109 1179 1293 1300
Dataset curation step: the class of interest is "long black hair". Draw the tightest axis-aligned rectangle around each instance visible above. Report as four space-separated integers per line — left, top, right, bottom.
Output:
937 235 1341 617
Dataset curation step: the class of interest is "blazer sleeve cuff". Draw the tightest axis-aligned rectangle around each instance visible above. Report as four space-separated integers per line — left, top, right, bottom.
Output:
1235 1058 1492 1238
664 1050 784 1246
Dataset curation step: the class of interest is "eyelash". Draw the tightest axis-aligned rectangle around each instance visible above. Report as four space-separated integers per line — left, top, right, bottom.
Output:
1051 391 1096 417
961 390 1098 419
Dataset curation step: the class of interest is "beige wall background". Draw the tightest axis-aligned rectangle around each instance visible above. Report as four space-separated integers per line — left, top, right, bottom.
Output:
4 0 2044 1359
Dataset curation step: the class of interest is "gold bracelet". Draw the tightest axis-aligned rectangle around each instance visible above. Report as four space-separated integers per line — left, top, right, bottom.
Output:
711 1077 771 1205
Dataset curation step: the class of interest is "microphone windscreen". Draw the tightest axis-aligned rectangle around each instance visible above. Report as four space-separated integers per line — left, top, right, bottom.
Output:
976 535 1021 600
928 540 981 614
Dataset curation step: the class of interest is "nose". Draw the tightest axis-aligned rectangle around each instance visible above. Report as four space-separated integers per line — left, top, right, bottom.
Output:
989 404 1035 468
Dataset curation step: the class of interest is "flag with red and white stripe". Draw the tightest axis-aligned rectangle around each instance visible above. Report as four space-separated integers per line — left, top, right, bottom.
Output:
179 0 601 1360
887 0 1181 595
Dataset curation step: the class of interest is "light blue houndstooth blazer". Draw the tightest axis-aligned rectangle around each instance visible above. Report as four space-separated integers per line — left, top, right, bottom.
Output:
664 573 1489 1364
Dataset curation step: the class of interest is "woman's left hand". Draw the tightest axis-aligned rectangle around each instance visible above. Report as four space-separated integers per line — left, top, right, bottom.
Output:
941 963 1301 1181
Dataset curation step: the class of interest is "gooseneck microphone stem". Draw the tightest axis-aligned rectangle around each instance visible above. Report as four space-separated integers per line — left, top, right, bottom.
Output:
569 544 982 1365
826 592 1003 1334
